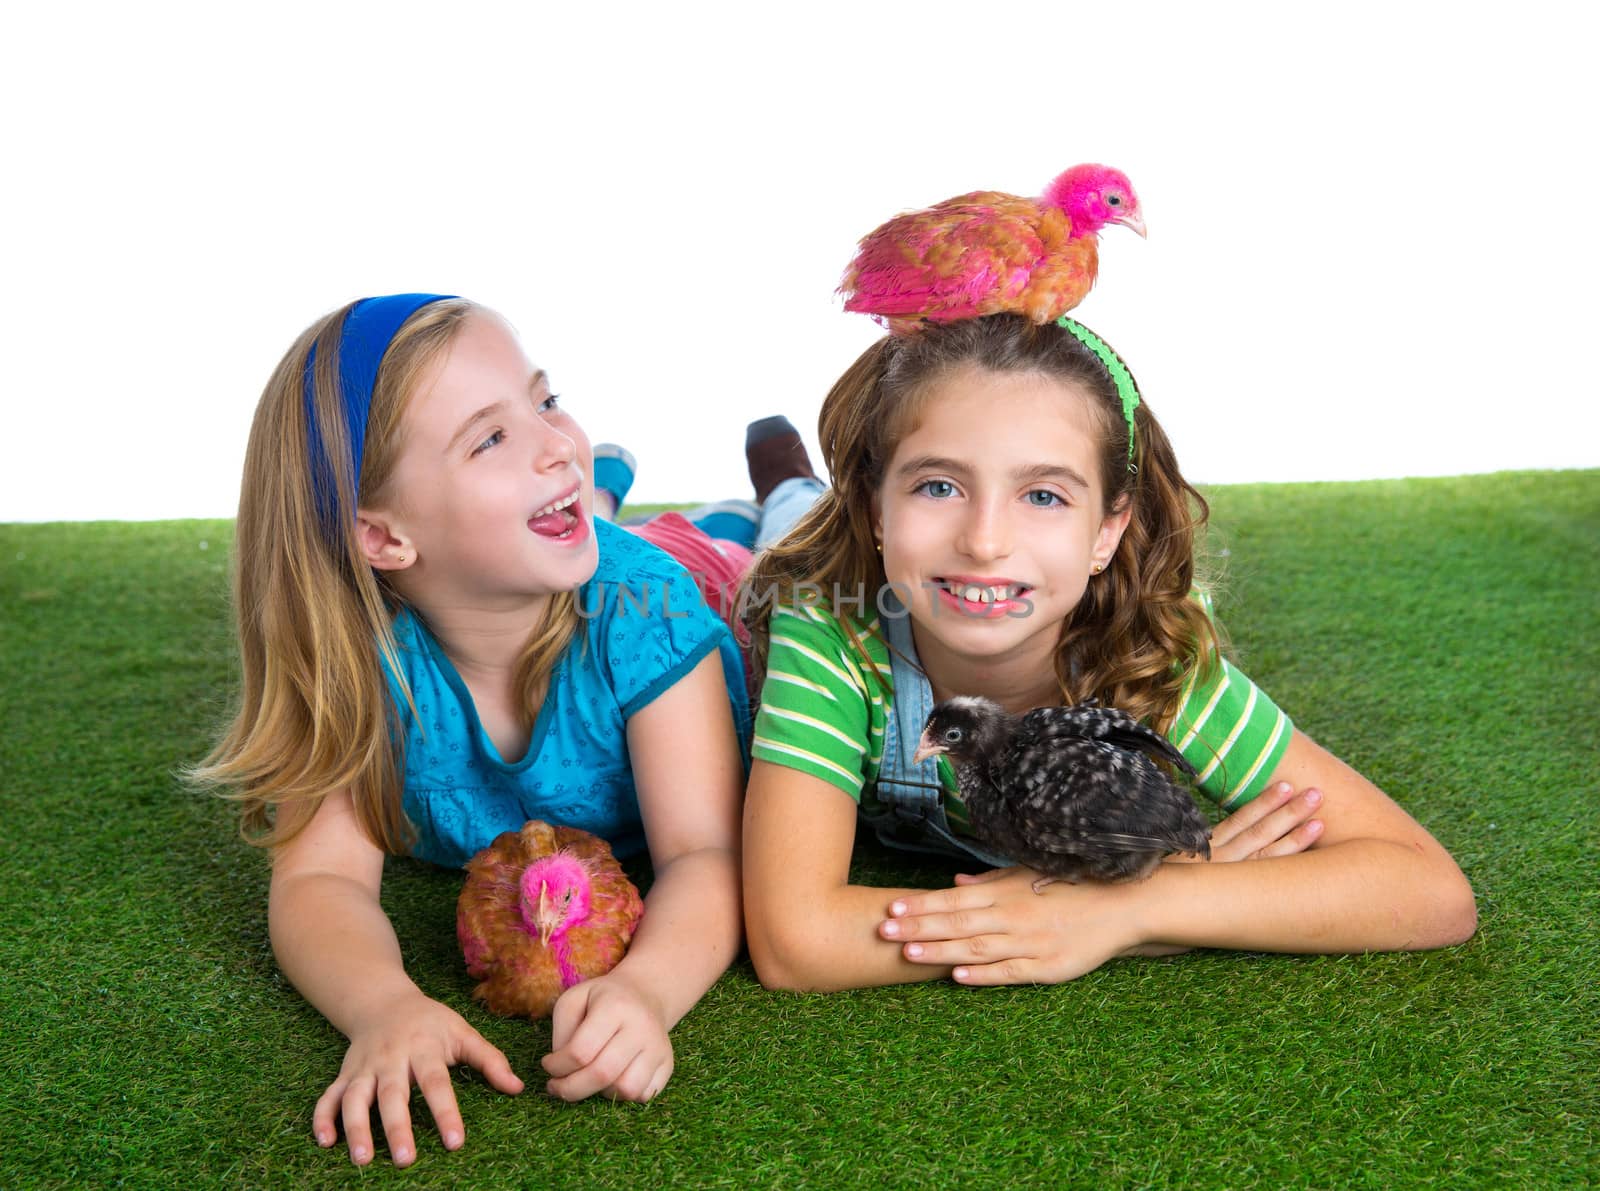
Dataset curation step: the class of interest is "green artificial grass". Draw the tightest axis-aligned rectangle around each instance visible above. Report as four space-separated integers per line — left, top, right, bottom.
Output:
2 470 1596 1188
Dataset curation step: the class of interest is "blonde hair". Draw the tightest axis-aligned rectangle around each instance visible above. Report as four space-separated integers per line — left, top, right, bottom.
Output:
189 299 580 852
743 314 1220 731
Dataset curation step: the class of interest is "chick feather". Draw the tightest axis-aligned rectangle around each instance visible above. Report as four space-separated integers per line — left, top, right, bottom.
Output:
916 696 1210 888
841 163 1146 334
456 819 644 1019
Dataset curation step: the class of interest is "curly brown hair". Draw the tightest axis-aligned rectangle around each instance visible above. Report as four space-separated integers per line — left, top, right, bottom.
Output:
741 313 1220 732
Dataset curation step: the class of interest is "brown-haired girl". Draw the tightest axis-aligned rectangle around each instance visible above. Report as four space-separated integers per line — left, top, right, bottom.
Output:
741 312 1476 992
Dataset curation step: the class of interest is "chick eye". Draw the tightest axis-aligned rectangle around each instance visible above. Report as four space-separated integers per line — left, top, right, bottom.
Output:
1107 194 1122 207
943 727 964 744
561 890 573 905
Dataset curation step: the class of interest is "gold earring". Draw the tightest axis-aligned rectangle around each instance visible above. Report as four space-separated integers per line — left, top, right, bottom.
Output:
1091 562 1103 574
397 553 407 564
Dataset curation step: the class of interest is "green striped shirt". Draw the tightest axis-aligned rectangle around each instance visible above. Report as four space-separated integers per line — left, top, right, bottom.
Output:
752 601 1293 821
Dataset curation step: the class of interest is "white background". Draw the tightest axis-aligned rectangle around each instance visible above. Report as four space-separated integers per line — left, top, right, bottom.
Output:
2 0 1594 522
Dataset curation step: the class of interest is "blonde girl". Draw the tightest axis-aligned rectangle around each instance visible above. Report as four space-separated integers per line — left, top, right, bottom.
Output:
194 295 745 1166
741 313 1476 992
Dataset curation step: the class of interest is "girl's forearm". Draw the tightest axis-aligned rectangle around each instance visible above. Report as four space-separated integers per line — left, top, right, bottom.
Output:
1131 838 1477 953
268 871 423 1034
609 846 744 1027
748 880 953 993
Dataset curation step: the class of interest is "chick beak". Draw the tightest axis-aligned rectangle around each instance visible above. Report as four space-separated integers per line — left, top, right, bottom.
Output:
1118 212 1148 239
536 882 553 947
912 730 944 765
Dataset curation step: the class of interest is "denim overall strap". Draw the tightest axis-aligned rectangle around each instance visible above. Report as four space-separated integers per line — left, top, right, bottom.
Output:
863 598 1015 869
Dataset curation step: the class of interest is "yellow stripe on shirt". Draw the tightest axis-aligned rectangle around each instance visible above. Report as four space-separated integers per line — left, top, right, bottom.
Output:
769 635 867 696
751 735 864 791
762 704 868 755
1224 708 1291 808
1177 666 1231 751
1194 682 1258 786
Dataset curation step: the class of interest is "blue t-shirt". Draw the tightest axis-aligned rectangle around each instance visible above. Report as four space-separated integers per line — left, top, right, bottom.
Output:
384 518 749 868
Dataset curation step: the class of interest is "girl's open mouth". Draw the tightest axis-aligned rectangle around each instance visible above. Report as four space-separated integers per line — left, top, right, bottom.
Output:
933 578 1033 619
528 489 586 542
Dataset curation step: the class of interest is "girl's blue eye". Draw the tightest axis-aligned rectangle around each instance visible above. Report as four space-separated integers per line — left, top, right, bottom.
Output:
538 392 562 415
472 429 504 456
917 479 956 499
1025 490 1063 508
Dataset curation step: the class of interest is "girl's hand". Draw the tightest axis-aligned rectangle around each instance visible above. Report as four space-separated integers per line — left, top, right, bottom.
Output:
1170 780 1324 864
878 783 1328 985
541 971 673 1103
879 870 1143 986
313 988 524 1168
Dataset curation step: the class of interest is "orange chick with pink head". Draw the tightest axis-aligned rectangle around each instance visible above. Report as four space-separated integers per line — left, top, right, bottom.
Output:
841 163 1146 334
456 820 644 1020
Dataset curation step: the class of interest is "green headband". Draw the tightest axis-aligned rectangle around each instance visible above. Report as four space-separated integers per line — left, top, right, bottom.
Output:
1056 315 1140 468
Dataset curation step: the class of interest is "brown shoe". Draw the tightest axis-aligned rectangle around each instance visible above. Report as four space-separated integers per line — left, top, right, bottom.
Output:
746 416 817 504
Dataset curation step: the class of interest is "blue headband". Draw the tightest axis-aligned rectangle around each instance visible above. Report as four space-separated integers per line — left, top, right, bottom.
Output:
303 293 456 535
1055 315 1141 468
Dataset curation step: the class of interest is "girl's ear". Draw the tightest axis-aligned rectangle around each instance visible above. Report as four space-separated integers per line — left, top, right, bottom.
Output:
1092 493 1133 570
355 509 416 572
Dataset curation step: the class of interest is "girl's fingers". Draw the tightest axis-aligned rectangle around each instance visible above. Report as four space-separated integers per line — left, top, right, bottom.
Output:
880 907 996 943
375 1073 417 1167
1234 791 1322 858
415 1062 467 1153
1210 782 1296 849
641 1060 674 1102
952 866 1023 887
312 1076 348 1148
1252 817 1324 858
1207 784 1324 861
888 884 994 920
339 1078 378 1166
546 1036 636 1102
542 1010 622 1080
899 933 1018 967
456 1029 524 1095
545 983 590 1057
950 959 1032 986
602 1049 660 1102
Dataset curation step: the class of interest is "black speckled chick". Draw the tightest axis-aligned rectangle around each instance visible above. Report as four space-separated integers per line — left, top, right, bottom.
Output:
915 696 1212 889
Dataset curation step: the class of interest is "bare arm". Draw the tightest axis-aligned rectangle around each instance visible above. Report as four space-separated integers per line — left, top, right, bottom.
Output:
1134 728 1476 952
541 651 745 1099
271 789 522 1166
269 789 410 1030
886 729 1477 986
615 649 746 1025
743 752 1336 991
743 759 955 992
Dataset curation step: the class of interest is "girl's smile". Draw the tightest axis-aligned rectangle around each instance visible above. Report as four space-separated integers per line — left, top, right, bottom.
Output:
932 574 1034 619
527 482 589 544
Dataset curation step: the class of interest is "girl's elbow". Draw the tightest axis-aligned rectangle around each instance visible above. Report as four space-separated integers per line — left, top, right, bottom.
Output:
1435 870 1478 947
749 948 805 994
1411 864 1478 949
745 916 829 994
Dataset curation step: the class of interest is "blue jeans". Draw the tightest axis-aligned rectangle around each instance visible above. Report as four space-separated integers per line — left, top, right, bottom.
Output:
681 476 826 551
756 476 826 548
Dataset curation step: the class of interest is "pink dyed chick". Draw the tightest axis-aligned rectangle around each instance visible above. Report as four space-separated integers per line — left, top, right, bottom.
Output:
841 163 1147 334
456 820 644 1020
